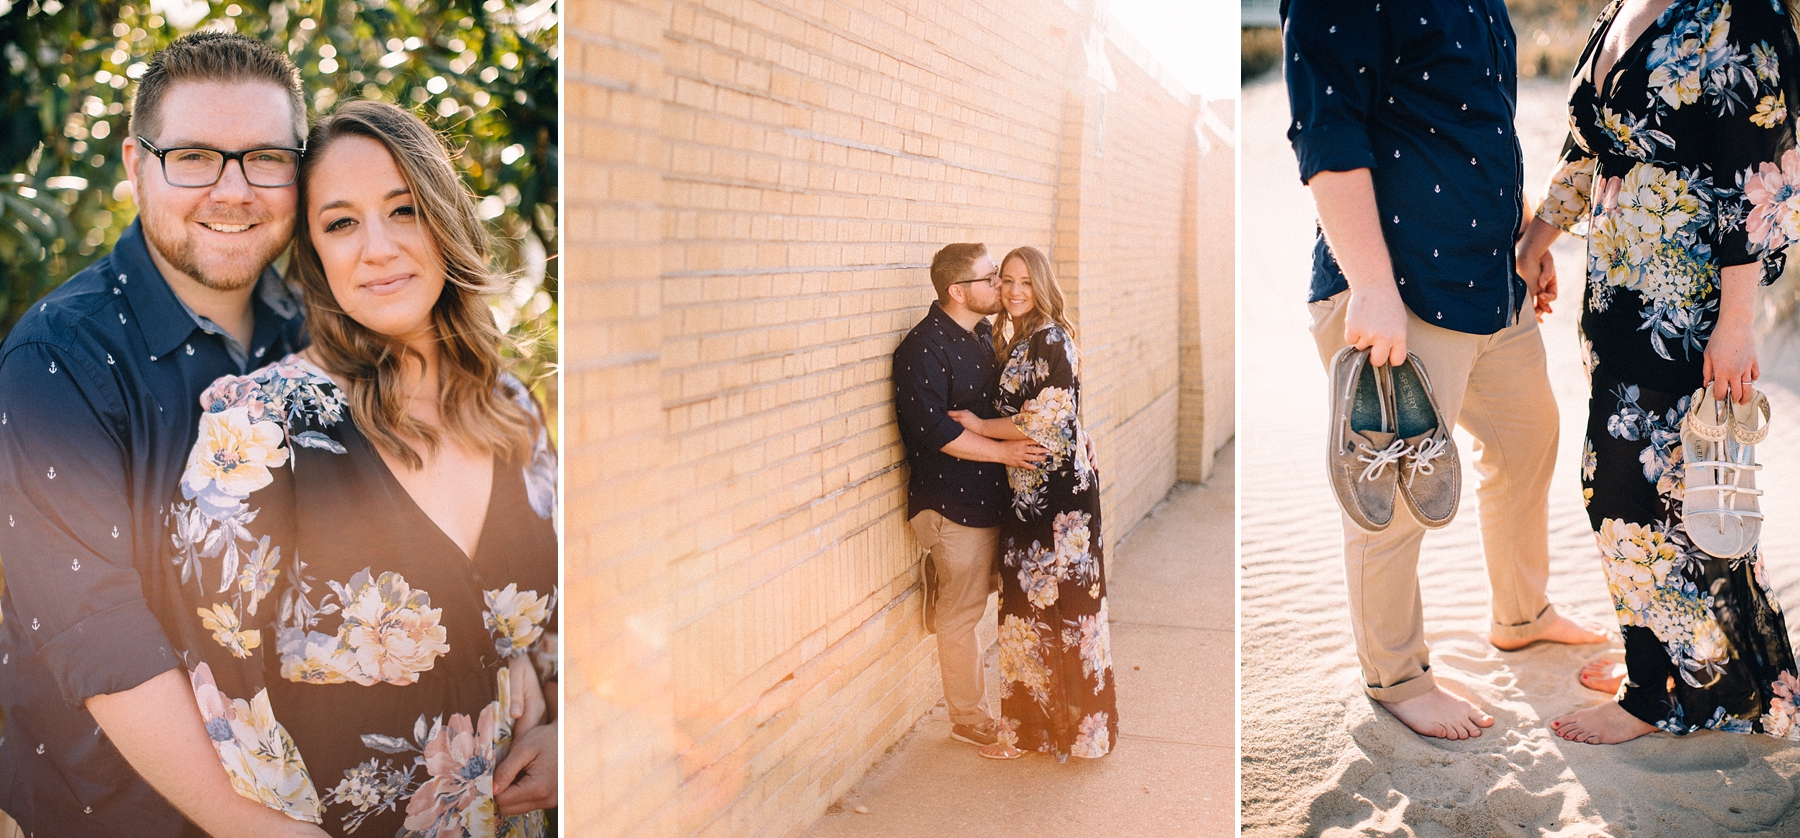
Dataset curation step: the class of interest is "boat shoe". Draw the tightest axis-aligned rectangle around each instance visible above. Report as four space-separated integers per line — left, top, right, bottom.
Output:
1682 387 1751 559
1389 353 1460 529
1328 347 1403 532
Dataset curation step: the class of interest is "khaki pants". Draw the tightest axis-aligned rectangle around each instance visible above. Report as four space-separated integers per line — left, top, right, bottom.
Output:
1310 292 1562 702
910 510 998 725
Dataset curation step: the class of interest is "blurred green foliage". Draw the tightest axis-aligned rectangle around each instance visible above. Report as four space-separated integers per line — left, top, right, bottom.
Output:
0 0 557 403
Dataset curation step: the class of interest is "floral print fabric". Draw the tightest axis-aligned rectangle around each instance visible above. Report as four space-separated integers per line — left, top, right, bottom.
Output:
169 355 558 834
993 324 1118 759
1539 0 1800 737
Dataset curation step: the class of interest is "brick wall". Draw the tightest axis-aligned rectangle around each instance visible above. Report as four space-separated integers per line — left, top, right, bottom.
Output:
564 1 1236 835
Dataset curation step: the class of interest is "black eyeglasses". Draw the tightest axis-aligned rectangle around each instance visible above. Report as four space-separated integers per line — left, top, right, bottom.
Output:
137 138 304 188
954 269 1000 287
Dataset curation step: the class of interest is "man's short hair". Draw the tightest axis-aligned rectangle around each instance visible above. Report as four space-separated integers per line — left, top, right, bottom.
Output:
929 243 988 305
128 31 306 147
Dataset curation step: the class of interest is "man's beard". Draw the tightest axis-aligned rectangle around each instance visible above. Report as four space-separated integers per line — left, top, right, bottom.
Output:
141 214 289 292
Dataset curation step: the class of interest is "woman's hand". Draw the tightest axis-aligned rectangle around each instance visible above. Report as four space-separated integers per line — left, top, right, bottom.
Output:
1706 262 1761 404
507 654 547 735
495 722 557 816
1704 319 1759 404
946 409 985 434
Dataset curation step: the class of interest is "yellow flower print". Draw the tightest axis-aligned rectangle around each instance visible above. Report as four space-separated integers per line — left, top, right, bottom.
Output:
190 664 322 822
235 536 281 617
1753 93 1788 128
277 570 449 686
198 602 260 658
997 614 1052 706
484 584 552 658
182 406 290 513
1537 157 1595 232
1596 518 1679 628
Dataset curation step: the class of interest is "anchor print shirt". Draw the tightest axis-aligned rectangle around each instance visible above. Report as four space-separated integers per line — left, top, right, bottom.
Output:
894 302 1010 528
0 220 306 838
1285 0 1530 335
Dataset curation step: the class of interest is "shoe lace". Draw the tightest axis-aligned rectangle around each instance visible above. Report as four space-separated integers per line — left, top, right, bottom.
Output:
1356 438 1411 483
1406 437 1451 480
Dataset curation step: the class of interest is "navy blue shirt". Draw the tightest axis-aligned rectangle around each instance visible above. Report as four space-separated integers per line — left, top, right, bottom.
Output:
893 303 1009 529
1285 0 1528 335
0 220 305 838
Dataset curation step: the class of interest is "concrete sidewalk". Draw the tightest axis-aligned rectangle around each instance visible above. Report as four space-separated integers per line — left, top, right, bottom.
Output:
801 443 1236 838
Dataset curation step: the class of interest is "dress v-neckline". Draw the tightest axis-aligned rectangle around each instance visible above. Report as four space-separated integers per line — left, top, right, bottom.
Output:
1587 0 1678 102
371 441 501 565
289 354 500 564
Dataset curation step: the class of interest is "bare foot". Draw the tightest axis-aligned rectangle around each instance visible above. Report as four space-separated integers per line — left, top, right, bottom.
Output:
1577 658 1627 694
1378 686 1496 740
1490 615 1608 651
1551 702 1655 744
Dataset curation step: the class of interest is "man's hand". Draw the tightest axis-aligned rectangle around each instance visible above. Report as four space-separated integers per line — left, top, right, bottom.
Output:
940 430 1045 466
1343 283 1409 367
1516 216 1562 323
1308 168 1407 366
494 723 557 817
997 438 1048 469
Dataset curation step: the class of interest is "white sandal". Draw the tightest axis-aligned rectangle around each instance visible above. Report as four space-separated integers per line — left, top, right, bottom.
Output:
1726 390 1770 557
1682 387 1747 558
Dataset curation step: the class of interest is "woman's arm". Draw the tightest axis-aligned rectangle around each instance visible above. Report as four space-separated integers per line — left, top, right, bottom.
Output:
946 409 1028 440
1705 262 1762 403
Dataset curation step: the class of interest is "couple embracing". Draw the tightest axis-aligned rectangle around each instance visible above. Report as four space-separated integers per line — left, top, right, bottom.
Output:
1287 0 1800 746
0 32 556 838
892 243 1118 762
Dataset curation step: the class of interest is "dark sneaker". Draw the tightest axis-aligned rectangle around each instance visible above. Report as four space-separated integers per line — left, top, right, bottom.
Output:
950 720 999 747
1391 353 1459 529
1328 347 1402 532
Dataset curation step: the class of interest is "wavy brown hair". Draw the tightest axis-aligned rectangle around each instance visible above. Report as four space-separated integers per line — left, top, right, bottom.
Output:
993 246 1075 362
289 100 533 469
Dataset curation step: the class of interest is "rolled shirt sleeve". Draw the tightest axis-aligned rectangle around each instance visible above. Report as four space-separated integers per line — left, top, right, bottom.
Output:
0 341 179 707
1285 0 1385 184
893 339 968 453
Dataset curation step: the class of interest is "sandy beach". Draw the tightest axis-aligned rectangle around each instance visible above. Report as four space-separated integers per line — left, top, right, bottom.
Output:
1240 74 1800 837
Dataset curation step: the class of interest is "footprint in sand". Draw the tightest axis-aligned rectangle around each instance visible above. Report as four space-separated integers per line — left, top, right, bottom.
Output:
1616 735 1795 831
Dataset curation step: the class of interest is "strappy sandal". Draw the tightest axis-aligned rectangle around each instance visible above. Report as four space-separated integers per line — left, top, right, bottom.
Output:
978 742 1023 760
1681 387 1746 558
1726 390 1770 556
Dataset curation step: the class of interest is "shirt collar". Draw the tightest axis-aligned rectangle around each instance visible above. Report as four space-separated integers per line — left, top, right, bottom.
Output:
927 301 991 340
112 219 303 363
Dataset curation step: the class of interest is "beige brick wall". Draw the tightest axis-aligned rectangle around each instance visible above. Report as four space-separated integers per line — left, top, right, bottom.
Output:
564 1 1236 835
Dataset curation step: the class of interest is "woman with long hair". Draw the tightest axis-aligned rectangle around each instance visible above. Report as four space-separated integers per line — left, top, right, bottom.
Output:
948 246 1118 760
1517 0 1800 744
167 100 558 834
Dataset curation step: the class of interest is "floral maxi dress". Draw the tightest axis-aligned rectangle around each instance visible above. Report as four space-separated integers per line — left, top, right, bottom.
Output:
1536 0 1800 736
993 322 1118 759
165 356 558 836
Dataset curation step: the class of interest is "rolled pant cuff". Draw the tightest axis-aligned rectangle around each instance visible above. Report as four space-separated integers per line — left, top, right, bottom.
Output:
948 710 992 726
1365 669 1437 703
1490 602 1559 642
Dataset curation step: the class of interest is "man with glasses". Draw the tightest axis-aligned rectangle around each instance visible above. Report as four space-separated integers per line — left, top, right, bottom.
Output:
0 32 323 837
892 243 1047 750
